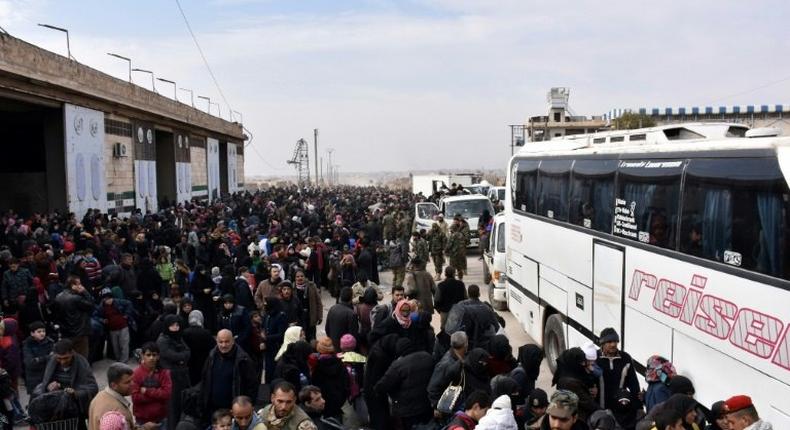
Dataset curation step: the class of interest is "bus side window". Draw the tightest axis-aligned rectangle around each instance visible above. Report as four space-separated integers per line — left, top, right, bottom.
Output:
537 159 572 221
681 158 790 279
615 159 684 249
515 160 539 213
569 159 617 233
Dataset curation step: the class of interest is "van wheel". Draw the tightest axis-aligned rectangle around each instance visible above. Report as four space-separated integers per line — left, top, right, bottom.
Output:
544 314 565 374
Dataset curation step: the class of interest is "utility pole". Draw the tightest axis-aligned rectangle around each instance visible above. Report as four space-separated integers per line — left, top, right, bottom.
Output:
326 148 334 186
314 129 319 186
320 157 323 184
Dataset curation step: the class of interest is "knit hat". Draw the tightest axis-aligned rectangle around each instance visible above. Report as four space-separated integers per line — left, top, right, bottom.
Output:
99 411 129 430
492 395 511 410
581 341 598 361
669 375 695 395
164 314 180 329
724 395 753 414
100 288 113 299
316 336 335 354
527 388 549 408
188 310 204 327
222 294 235 304
340 334 356 352
599 327 620 344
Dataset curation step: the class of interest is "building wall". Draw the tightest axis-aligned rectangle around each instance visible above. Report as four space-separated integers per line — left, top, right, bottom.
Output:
236 150 245 189
104 114 135 215
191 144 208 197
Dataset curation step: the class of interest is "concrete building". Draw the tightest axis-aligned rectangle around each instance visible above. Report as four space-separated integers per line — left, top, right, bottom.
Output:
0 33 246 217
527 88 607 142
604 104 790 135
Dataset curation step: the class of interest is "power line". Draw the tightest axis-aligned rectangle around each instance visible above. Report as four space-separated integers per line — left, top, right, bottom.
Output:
174 0 233 116
707 73 790 105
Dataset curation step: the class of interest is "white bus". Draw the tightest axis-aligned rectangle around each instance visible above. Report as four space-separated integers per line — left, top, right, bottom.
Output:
505 123 790 427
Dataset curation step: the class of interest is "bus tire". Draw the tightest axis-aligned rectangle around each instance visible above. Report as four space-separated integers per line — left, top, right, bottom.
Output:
544 313 565 374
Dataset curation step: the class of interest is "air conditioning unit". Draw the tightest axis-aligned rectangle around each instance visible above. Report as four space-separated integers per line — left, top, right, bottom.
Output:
113 142 129 158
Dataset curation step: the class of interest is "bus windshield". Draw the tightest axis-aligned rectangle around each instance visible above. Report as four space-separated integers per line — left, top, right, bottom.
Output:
446 200 492 219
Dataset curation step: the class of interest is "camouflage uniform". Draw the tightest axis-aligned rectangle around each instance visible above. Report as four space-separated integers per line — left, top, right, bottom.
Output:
412 236 430 270
445 226 467 280
427 224 447 278
397 211 412 240
382 212 396 242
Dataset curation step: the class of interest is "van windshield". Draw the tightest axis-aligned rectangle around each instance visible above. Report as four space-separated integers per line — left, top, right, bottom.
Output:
417 204 439 219
446 200 492 219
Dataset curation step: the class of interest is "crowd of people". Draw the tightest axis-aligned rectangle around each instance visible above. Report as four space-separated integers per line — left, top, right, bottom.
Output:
0 185 772 430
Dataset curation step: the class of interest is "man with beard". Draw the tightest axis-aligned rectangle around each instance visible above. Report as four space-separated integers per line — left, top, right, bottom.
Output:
259 381 317 430
293 269 322 341
255 265 284 310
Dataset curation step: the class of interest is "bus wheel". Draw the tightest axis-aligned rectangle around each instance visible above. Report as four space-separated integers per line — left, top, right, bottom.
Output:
544 314 565 374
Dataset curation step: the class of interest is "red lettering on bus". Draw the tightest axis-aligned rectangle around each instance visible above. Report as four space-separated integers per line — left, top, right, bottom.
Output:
653 279 685 318
694 295 737 339
772 324 790 370
679 289 701 326
629 269 790 373
628 270 657 301
730 308 783 358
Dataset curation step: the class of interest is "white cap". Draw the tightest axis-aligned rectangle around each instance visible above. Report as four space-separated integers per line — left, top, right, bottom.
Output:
582 341 599 361
492 394 511 410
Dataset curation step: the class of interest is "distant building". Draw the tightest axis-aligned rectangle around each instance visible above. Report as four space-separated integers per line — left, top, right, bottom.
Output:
526 88 607 142
605 104 790 135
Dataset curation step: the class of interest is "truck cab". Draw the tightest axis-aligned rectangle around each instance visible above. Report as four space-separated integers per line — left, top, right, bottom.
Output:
439 194 495 248
483 212 507 310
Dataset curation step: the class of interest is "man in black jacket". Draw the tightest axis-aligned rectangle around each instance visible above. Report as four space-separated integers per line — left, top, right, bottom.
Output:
434 266 467 330
324 287 359 351
53 276 95 358
374 338 434 430
200 329 258 415
595 327 641 411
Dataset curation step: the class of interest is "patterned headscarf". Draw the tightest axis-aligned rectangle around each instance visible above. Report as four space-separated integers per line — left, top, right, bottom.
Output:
393 299 412 329
99 411 129 430
645 355 676 383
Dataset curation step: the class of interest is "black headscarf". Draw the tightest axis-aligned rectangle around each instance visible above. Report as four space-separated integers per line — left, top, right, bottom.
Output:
517 344 544 380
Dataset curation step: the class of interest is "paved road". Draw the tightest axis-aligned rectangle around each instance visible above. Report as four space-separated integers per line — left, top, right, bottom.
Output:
20 253 556 414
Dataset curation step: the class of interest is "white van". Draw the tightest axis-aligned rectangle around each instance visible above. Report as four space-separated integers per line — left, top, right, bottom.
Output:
439 194 495 248
412 201 440 233
483 212 507 310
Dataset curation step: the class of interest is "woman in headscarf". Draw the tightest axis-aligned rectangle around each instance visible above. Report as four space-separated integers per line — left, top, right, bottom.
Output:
272 340 313 393
156 315 190 430
189 264 217 333
644 355 676 413
510 344 544 399
551 347 599 422
311 337 349 422
368 299 434 353
364 334 400 430
261 296 288 383
487 334 517 377
274 325 304 362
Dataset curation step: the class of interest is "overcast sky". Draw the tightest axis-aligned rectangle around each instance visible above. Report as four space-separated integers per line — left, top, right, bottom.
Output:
2 0 790 176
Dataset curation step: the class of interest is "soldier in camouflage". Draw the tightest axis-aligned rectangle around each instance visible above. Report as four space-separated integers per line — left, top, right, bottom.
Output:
454 213 471 246
445 223 467 281
427 222 447 280
382 210 396 243
410 230 430 271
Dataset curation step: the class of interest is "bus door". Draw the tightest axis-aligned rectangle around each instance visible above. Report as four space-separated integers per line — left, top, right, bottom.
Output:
593 240 625 341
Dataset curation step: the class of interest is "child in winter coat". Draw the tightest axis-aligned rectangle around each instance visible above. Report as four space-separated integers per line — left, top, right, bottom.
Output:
21 321 54 396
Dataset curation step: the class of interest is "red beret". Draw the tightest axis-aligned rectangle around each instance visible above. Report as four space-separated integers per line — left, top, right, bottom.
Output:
724 395 753 413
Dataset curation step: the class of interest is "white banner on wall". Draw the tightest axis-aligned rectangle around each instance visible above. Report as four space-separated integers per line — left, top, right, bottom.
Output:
64 104 107 217
227 143 238 193
134 160 158 213
207 137 220 202
176 162 192 204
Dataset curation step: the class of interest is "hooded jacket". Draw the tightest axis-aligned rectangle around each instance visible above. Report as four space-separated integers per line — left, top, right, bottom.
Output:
510 344 543 397
475 395 518 430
